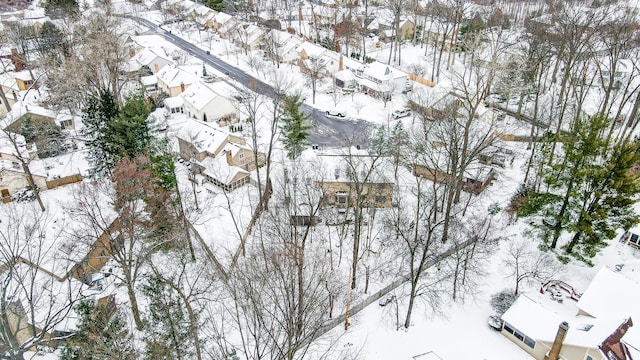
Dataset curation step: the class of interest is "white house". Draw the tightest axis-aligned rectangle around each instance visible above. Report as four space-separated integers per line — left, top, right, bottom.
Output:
126 47 173 75
156 65 200 97
356 61 409 97
181 81 237 125
296 41 341 76
500 266 640 360
235 24 266 51
264 30 303 63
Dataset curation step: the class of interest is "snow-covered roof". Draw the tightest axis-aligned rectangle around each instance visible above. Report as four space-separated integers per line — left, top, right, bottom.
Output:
13 70 33 81
364 61 408 82
213 12 233 25
0 132 33 158
127 35 180 54
156 65 199 88
181 81 226 111
164 96 184 108
128 47 172 70
297 41 327 59
140 75 157 86
335 69 356 82
502 266 640 351
576 267 640 350
177 119 238 156
199 155 248 184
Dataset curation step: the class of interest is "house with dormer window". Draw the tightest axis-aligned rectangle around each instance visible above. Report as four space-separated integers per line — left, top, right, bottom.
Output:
500 266 640 360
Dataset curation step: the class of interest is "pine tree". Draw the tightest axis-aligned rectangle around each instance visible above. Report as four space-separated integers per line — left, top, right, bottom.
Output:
280 94 311 160
103 91 152 167
82 90 119 177
44 0 79 18
205 0 225 11
529 114 640 260
59 297 137 360
142 275 194 360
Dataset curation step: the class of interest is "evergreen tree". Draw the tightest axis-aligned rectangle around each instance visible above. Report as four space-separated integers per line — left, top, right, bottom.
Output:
36 21 70 63
82 90 119 177
142 275 194 360
59 297 137 360
280 94 311 160
103 91 152 167
150 138 178 193
527 114 640 260
205 0 225 11
44 0 79 18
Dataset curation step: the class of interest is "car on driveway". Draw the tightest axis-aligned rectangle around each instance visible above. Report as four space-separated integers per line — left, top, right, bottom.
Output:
392 108 411 119
326 109 346 117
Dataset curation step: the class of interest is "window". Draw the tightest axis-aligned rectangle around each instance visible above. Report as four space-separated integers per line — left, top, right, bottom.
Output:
376 196 387 203
239 153 244 159
503 322 535 349
586 356 594 360
337 196 347 204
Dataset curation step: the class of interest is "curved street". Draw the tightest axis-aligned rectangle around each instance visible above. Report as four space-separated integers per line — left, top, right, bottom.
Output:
126 15 373 148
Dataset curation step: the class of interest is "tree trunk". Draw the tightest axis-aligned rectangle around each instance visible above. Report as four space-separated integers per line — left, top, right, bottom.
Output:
404 281 417 329
551 181 574 249
126 280 143 330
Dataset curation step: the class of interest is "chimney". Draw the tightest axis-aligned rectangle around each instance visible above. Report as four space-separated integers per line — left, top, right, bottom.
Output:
180 82 185 93
546 322 569 360
10 48 24 71
225 150 233 165
339 54 343 71
600 318 634 359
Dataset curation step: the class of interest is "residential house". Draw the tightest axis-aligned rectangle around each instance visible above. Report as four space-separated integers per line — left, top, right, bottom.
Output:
264 30 303 63
126 47 173 75
126 35 180 57
177 120 265 191
156 64 199 97
422 19 458 51
235 24 266 52
191 4 217 28
4 105 56 133
140 75 159 95
412 163 494 195
0 47 24 71
67 218 120 284
213 12 239 38
500 266 640 360
407 90 464 121
356 61 409 98
297 41 341 76
181 81 237 125
315 155 394 208
312 5 340 27
377 19 415 43
164 96 184 115
334 69 357 89
14 70 38 91
318 180 394 208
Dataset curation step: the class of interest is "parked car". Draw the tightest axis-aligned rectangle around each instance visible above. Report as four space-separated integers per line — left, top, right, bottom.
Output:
392 108 411 119
326 109 346 118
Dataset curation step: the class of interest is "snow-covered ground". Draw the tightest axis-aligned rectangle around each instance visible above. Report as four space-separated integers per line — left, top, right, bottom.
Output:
5 2 640 359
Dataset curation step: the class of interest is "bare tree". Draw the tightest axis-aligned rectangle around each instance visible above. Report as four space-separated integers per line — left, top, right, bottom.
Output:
382 170 450 329
65 158 165 331
0 204 81 360
503 238 560 295
300 57 325 104
46 11 130 110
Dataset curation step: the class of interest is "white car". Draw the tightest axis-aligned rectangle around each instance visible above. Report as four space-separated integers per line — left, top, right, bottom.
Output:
392 108 411 119
326 109 346 118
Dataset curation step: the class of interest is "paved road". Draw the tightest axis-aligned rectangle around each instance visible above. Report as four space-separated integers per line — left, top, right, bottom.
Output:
126 15 372 148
